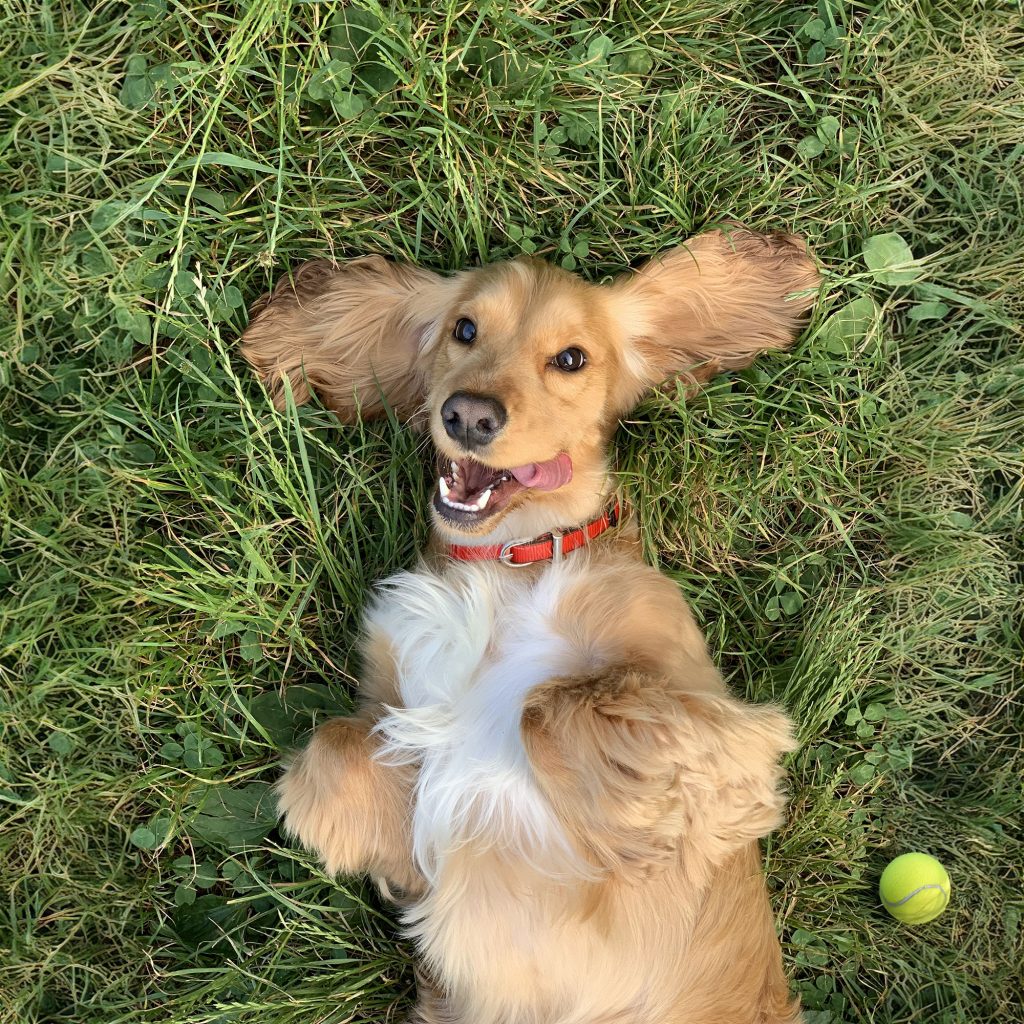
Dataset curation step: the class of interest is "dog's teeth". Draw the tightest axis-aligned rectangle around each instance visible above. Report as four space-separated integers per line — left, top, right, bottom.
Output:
451 461 459 476
440 486 493 515
441 491 476 512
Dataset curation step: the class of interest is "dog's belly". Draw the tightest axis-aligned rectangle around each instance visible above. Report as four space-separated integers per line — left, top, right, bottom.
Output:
360 561 728 1021
405 854 639 1019
369 561 594 879
365 562 675 1017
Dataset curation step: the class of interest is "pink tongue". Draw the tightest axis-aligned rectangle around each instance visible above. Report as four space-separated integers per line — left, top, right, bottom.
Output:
510 453 573 491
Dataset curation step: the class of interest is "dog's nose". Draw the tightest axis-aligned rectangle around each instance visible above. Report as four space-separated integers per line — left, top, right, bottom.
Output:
441 392 507 449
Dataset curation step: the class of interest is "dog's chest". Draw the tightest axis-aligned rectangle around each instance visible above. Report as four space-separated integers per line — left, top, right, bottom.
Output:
367 562 590 877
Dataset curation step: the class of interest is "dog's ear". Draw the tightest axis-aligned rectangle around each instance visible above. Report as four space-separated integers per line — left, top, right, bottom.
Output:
240 256 458 422
607 227 819 411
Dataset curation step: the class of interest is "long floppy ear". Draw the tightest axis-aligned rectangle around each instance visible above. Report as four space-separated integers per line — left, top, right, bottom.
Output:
240 256 458 422
608 226 820 411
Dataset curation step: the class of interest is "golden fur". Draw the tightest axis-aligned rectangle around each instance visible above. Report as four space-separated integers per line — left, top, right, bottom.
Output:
243 226 819 1024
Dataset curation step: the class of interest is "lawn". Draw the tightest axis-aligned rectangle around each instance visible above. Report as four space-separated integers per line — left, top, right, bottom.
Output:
1 0 1022 1021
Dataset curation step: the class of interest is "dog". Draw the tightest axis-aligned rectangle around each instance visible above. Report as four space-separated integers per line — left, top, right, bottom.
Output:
240 226 819 1024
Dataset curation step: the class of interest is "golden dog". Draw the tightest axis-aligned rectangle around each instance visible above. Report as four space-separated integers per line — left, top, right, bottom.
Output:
241 226 818 1024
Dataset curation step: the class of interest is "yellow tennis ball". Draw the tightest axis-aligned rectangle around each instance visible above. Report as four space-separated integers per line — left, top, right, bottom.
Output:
879 852 951 924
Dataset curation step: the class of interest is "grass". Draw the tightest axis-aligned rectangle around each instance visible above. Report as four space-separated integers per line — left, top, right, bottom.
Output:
1 0 1022 1021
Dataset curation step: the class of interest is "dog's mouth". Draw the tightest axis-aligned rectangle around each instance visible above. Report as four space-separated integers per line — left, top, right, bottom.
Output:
432 452 573 528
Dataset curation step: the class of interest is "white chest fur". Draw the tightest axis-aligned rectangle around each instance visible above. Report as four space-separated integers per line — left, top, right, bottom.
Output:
368 561 592 881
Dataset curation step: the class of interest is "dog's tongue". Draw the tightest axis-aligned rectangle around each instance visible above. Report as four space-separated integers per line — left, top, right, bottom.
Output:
509 453 573 491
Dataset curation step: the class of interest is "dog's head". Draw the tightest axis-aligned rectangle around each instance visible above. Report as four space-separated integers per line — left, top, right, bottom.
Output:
241 228 818 540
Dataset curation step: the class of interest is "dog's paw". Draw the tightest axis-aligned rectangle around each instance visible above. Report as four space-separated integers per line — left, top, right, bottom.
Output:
277 717 373 876
522 672 673 748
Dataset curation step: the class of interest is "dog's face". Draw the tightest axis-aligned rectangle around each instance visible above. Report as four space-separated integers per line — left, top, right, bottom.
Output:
241 227 820 540
424 261 626 535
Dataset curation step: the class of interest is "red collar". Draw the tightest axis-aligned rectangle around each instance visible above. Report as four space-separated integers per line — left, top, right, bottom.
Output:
447 499 621 567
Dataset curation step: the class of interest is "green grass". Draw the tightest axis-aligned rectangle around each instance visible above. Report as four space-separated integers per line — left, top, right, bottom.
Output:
1 0 1022 1021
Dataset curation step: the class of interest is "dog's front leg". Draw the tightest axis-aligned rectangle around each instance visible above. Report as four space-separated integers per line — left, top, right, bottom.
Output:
278 715 421 894
521 670 794 877
520 671 683 878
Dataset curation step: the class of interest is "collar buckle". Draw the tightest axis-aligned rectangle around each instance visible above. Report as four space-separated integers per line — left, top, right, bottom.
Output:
498 537 533 567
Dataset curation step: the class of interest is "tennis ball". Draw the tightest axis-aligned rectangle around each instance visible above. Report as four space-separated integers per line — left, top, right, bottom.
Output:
879 852 951 924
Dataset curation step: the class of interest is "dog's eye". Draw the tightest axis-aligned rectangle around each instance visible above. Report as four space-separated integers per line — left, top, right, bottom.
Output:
453 318 477 344
553 347 586 372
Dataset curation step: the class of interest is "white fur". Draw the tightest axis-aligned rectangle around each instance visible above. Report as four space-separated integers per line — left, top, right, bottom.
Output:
368 559 661 1016
369 560 595 882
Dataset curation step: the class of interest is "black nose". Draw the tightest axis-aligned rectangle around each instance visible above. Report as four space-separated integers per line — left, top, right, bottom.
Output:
441 392 507 449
